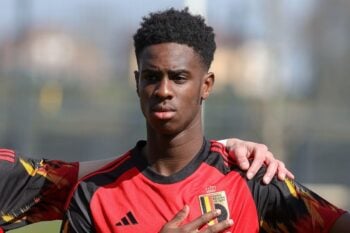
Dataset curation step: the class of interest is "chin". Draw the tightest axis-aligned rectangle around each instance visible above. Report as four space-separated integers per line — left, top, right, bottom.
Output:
148 121 182 136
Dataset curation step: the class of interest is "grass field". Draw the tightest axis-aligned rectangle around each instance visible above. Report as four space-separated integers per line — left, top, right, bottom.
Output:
9 221 61 233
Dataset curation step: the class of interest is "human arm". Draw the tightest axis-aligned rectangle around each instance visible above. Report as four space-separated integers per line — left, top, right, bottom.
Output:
0 149 78 231
246 168 348 232
78 157 114 178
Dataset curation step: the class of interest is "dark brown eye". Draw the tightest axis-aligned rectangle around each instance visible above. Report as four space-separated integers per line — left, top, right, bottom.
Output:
143 73 159 83
172 74 187 84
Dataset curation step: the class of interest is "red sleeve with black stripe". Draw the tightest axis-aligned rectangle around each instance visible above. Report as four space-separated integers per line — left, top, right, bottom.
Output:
0 148 79 231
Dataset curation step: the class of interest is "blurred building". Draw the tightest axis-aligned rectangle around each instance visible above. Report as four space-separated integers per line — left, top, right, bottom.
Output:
0 27 121 160
0 27 110 83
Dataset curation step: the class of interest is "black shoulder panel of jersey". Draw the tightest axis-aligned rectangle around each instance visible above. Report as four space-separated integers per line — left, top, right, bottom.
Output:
65 151 136 232
77 154 136 202
244 167 313 232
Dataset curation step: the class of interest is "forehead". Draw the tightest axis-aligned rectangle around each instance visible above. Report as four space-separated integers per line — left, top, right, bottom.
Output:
137 43 204 71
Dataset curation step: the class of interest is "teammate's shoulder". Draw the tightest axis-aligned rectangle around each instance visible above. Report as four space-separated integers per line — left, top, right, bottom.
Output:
244 167 295 197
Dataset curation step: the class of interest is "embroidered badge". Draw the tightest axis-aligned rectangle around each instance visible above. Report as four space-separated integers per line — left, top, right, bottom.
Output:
199 191 230 225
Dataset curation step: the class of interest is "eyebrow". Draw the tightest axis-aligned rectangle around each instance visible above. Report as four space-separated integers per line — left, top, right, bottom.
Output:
169 69 190 75
141 68 189 74
141 68 160 73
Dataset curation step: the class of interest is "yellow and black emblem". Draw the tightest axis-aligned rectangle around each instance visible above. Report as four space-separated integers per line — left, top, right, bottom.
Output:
199 191 230 225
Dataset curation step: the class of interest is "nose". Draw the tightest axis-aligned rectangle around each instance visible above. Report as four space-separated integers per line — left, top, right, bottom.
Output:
154 77 173 99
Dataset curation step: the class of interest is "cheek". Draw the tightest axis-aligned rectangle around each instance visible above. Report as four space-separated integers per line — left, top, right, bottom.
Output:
185 84 203 105
138 90 150 114
138 85 152 101
139 93 149 108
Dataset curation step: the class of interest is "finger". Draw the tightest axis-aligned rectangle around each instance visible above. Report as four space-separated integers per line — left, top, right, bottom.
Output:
285 168 295 179
276 161 287 181
262 159 278 184
275 160 295 180
203 219 234 233
246 148 266 179
229 146 250 170
183 209 221 231
167 205 190 227
284 167 295 180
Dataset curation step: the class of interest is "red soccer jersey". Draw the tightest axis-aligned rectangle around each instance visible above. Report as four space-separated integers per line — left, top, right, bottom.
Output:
63 140 346 233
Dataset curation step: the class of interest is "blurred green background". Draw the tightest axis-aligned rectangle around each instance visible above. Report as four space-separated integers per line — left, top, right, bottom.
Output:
9 222 60 233
1 0 349 232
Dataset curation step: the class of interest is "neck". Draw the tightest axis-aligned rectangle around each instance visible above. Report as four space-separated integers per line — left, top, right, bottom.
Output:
144 122 204 176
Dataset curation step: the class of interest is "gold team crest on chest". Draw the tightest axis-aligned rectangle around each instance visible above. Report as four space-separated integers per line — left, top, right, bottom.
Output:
198 189 230 225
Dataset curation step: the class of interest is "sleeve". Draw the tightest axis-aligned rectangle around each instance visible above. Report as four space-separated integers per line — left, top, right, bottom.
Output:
247 168 347 233
61 182 95 233
0 148 79 231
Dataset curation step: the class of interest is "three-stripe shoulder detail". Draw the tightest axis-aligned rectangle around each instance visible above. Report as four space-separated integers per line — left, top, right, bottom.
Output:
0 148 15 163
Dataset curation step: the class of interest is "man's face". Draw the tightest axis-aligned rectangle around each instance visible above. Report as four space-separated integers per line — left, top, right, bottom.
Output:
135 43 214 135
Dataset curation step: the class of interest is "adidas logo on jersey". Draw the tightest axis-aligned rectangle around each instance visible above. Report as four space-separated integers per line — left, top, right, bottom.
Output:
115 211 138 226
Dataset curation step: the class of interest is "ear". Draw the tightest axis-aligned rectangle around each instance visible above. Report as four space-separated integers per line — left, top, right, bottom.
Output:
134 70 140 96
201 72 215 100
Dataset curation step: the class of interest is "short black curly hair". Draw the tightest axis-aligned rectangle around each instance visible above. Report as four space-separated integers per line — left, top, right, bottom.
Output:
133 8 216 69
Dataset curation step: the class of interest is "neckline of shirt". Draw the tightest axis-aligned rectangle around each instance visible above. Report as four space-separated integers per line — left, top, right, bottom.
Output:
131 138 210 184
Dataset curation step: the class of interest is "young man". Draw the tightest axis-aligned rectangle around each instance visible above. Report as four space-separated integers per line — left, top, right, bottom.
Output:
0 140 292 232
62 8 349 233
